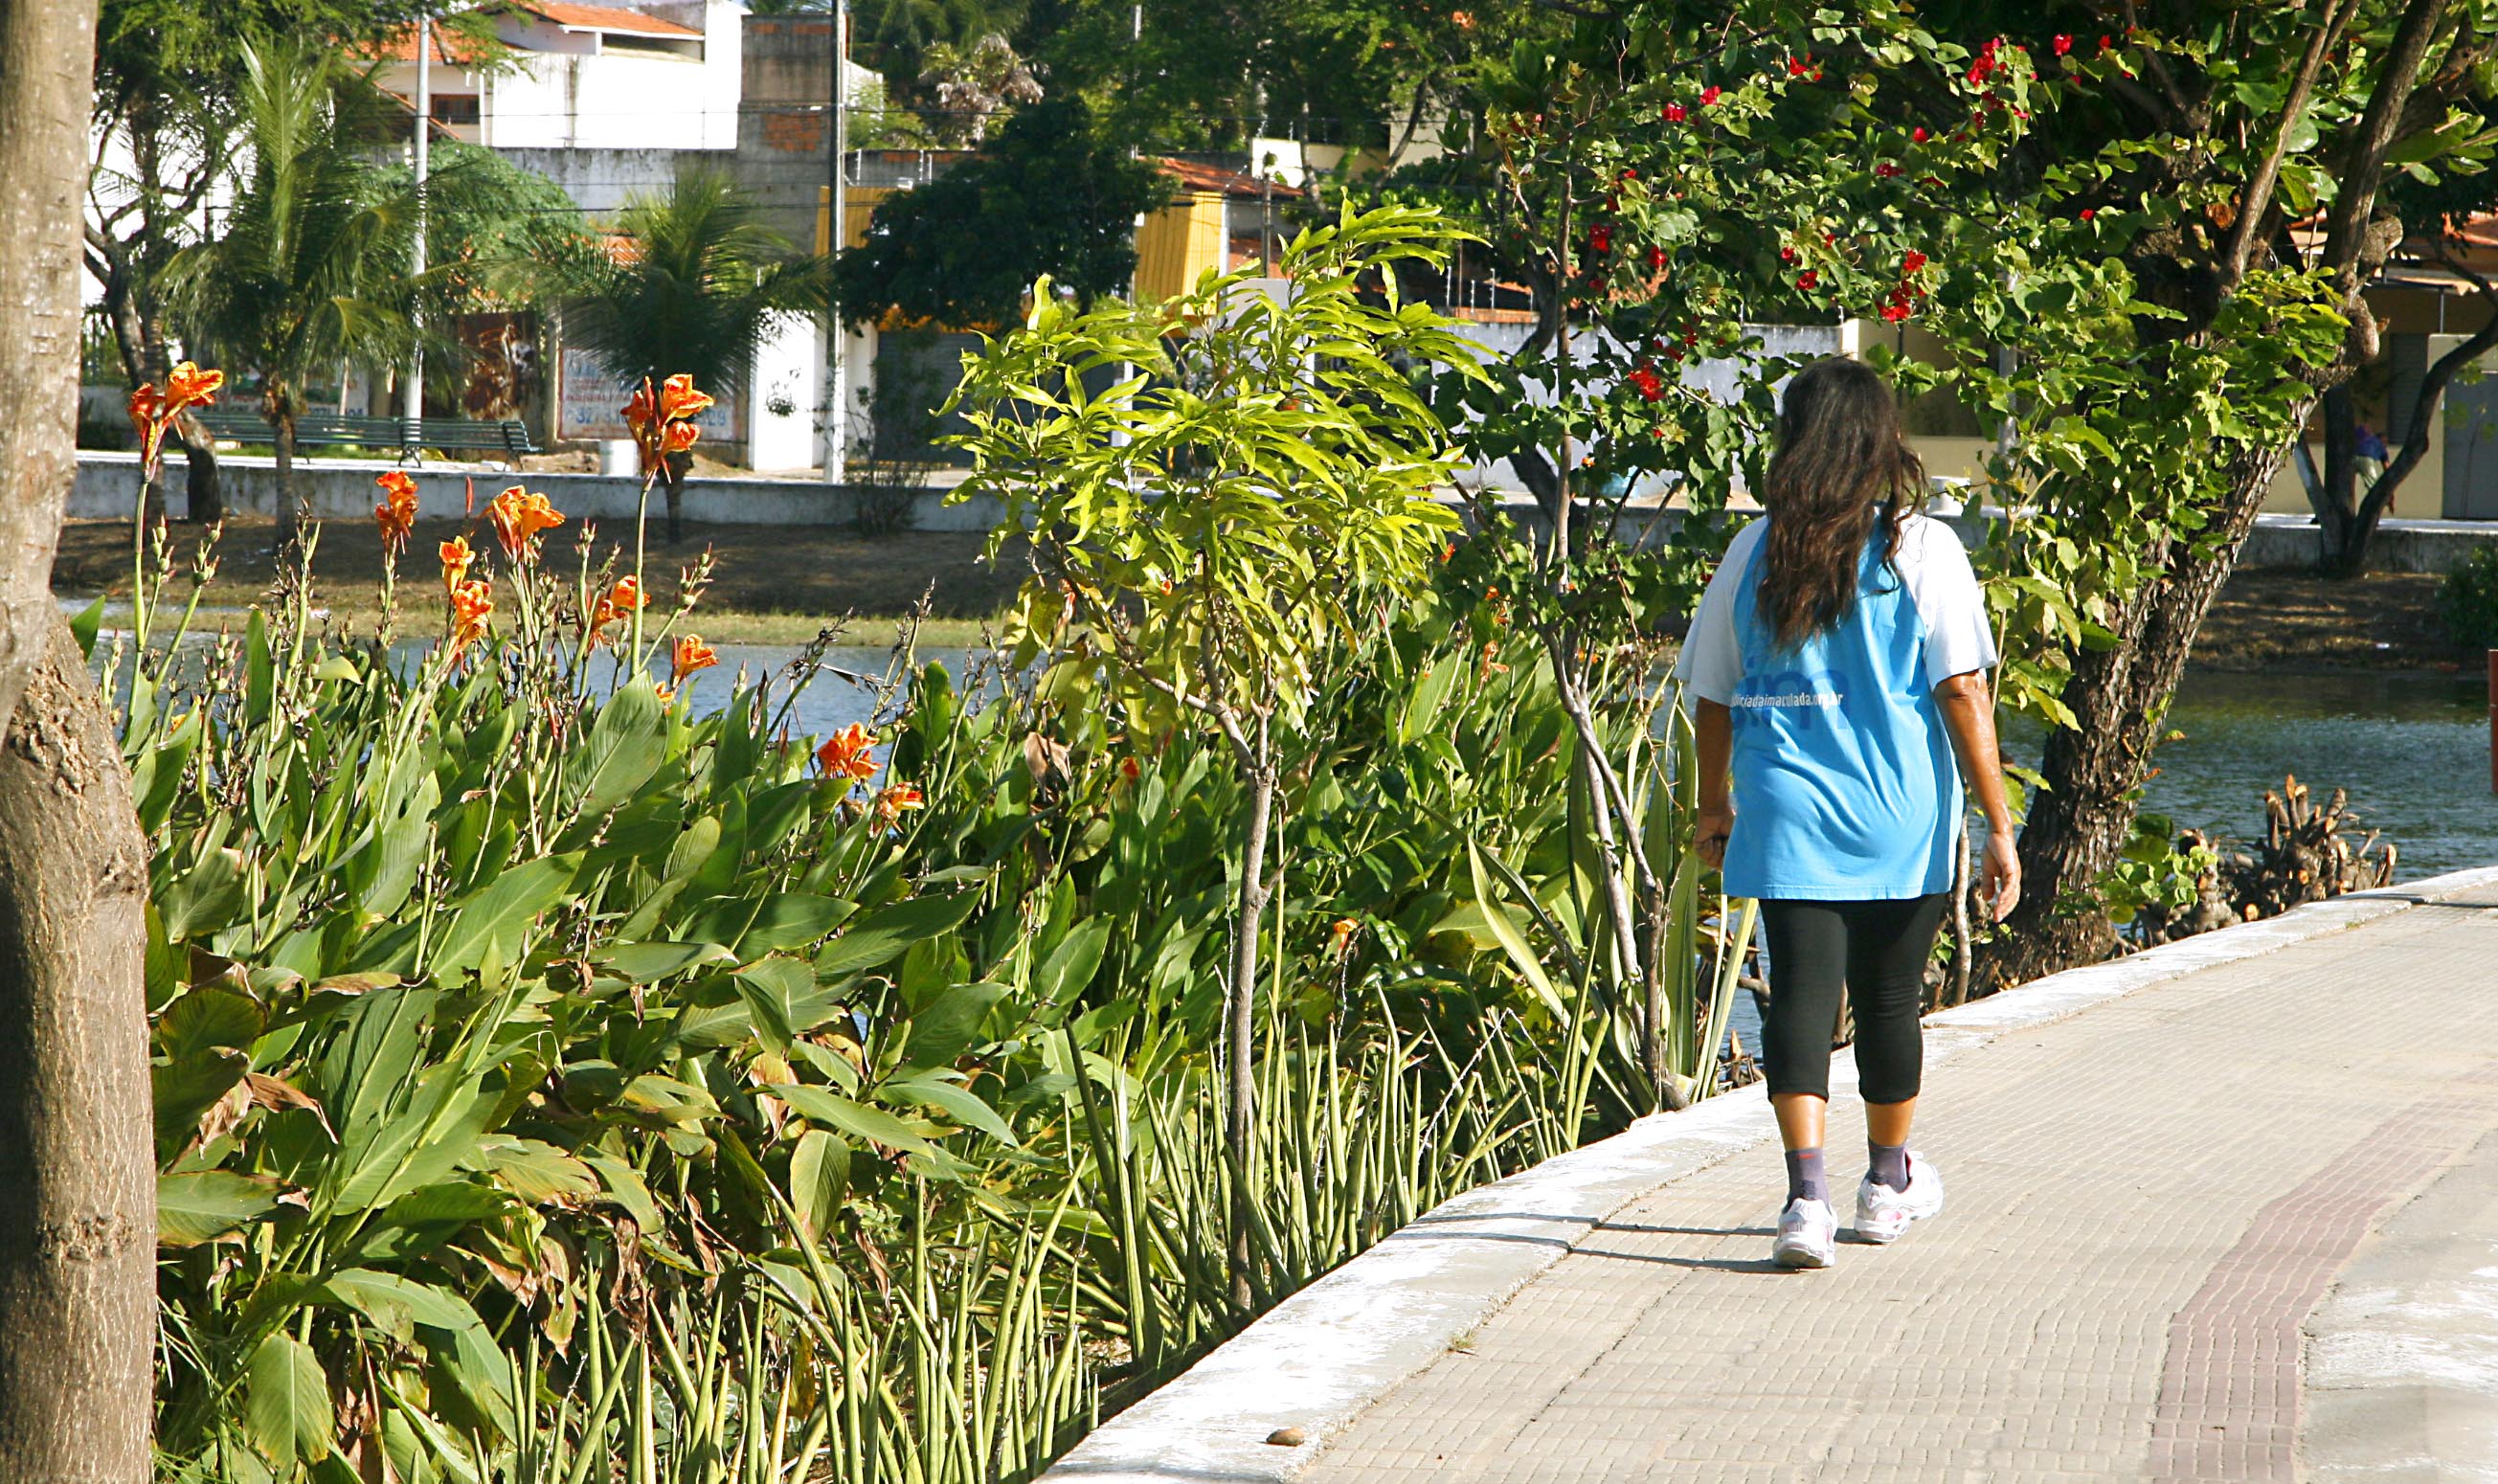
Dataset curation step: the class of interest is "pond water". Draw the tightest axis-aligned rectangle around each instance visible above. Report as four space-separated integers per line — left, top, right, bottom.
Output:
2140 669 2496 879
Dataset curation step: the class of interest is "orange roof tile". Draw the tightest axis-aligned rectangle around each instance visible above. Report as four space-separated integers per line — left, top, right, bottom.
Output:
515 2 702 37
1154 156 1290 201
365 20 495 65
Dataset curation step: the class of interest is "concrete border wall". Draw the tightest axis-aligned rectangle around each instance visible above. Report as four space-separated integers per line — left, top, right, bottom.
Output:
68 453 2498 571
70 453 1003 531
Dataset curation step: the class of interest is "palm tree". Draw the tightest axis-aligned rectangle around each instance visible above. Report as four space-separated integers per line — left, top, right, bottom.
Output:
165 40 422 546
549 169 830 543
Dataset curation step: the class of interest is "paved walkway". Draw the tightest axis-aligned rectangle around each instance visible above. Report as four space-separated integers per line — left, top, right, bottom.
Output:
1302 883 2498 1484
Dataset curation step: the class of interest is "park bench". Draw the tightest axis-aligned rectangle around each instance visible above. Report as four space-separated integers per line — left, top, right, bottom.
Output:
187 409 538 460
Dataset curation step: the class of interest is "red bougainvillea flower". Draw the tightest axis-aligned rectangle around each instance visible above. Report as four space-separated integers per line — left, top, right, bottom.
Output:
2052 34 2073 56
1663 101 1687 122
1779 245 1798 263
2080 207 2097 220
1699 85 1722 106
1587 223 1612 254
589 575 646 637
450 578 494 651
814 722 879 785
1876 162 1902 178
486 485 565 561
1627 364 1665 403
671 633 718 684
439 535 473 596
1795 270 1819 290
374 470 419 557
1645 245 1667 271
1912 125 1929 143
1903 250 1928 274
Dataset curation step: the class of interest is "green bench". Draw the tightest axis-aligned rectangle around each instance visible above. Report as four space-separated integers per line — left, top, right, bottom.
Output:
188 410 539 459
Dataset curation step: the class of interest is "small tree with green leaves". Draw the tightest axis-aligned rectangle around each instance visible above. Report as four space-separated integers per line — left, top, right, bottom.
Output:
947 203 1483 1306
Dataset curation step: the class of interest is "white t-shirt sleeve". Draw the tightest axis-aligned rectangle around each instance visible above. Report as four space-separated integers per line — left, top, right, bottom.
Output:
1900 516 1996 687
1675 521 1760 705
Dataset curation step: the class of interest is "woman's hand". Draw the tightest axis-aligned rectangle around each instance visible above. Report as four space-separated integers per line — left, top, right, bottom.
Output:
1979 827 2020 922
1697 804 1735 869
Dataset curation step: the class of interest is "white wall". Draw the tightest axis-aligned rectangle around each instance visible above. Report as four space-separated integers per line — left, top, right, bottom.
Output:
748 312 821 472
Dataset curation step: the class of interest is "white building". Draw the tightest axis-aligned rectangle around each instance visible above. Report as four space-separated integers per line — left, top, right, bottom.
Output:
371 2 745 153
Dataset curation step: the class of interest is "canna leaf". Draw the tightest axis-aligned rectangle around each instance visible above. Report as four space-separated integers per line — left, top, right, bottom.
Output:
158 1169 284 1247
244 1331 329 1469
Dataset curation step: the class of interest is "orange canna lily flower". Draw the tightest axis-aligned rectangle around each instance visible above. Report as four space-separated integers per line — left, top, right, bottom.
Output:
1328 917 1359 956
813 723 878 785
670 634 717 684
163 362 224 414
486 485 565 561
659 373 714 423
450 578 495 650
373 470 419 557
871 781 924 825
664 420 699 456
622 380 657 438
589 575 647 636
128 384 169 470
439 535 473 596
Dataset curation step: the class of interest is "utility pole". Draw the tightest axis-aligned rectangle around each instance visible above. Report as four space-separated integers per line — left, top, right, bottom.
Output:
822 0 850 483
405 9 431 463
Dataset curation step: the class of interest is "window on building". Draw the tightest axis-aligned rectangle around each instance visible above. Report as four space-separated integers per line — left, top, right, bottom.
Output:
431 94 481 126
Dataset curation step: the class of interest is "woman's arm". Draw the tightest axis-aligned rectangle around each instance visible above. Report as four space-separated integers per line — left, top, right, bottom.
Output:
1695 698 1733 868
1933 670 2020 921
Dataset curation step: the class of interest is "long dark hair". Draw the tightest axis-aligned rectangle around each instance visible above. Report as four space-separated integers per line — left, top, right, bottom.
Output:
1756 357 1926 647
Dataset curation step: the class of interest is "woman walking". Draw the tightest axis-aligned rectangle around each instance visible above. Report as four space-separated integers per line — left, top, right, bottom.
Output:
1676 357 2019 1270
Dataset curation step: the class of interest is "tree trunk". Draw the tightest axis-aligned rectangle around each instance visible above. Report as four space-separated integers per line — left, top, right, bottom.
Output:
2314 382 2360 573
0 0 159 1476
1226 728 1273 1313
178 413 223 524
0 626 155 1484
1976 436 2299 990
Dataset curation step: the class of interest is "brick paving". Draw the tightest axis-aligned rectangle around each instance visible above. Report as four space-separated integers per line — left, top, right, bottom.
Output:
1306 889 2498 1484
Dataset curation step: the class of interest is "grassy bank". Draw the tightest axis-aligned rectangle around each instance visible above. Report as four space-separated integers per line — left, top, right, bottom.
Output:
54 515 1025 647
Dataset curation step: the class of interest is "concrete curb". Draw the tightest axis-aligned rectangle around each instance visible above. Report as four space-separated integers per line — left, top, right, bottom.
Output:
1037 863 2498 1484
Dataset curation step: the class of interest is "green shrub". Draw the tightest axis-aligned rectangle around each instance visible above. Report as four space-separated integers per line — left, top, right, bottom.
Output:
120 500 1732 1481
2439 544 2498 647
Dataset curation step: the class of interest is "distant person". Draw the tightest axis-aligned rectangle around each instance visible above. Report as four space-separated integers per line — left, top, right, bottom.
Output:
1677 357 2020 1270
2355 420 2390 511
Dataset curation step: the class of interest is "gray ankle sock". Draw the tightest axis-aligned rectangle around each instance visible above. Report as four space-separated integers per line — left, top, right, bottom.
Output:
1784 1147 1828 1205
1868 1140 1909 1192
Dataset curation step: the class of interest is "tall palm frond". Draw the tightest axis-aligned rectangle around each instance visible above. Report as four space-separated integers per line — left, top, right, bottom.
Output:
163 40 425 534
550 169 831 401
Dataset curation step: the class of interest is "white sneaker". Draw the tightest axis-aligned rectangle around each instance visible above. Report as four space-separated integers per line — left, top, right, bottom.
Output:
1853 1153 1946 1244
1771 1197 1838 1269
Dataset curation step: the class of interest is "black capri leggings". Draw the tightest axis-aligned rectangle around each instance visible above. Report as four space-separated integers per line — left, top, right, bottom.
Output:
1758 894 1947 1106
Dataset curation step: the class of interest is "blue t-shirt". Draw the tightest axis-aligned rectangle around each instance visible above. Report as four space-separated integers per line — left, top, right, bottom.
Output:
1675 512 1996 901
